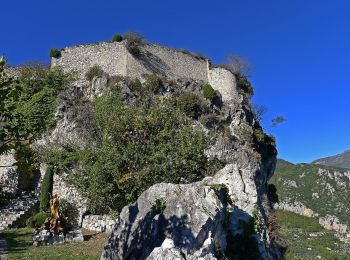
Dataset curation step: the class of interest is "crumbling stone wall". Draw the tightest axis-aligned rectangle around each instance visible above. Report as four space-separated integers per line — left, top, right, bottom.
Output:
51 41 237 102
51 42 127 79
0 151 18 194
82 214 117 233
52 173 88 225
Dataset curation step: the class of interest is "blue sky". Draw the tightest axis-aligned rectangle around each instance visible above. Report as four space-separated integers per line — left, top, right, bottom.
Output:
1 0 349 163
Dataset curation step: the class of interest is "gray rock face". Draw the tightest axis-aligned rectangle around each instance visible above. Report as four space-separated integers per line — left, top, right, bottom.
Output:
0 151 18 194
101 162 278 259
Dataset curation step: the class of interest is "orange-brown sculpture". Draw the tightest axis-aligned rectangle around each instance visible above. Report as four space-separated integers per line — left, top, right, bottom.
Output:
42 194 68 235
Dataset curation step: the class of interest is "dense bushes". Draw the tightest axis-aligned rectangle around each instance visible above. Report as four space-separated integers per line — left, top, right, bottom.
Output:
13 66 72 141
124 32 144 57
202 84 217 101
39 167 54 211
237 75 254 97
60 199 80 227
144 74 162 94
112 34 123 42
69 89 215 214
0 188 13 207
176 92 203 119
26 212 50 228
85 65 105 81
49 49 61 58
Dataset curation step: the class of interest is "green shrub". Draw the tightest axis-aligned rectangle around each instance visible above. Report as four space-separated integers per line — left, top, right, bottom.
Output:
70 90 212 214
202 84 217 101
112 34 123 42
85 65 105 81
39 167 54 211
49 49 61 58
152 198 166 214
176 92 203 119
59 198 80 227
144 74 162 94
13 67 72 141
128 78 143 94
237 75 254 97
124 32 144 57
26 212 50 228
40 148 77 174
0 188 13 207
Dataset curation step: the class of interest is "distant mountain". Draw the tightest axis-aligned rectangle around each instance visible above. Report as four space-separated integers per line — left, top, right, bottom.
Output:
312 150 350 169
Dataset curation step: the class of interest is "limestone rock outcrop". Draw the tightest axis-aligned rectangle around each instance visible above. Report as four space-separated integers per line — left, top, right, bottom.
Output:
101 164 279 259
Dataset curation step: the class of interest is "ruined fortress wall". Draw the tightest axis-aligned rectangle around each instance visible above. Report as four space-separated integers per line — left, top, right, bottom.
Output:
51 41 238 102
51 42 127 77
134 44 208 81
208 67 238 102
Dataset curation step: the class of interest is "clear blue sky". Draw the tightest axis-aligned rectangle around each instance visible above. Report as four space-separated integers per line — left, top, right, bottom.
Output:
1 0 349 163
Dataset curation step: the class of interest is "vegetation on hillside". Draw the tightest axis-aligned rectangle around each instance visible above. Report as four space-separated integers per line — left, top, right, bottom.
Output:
270 159 350 225
67 87 221 214
275 210 350 259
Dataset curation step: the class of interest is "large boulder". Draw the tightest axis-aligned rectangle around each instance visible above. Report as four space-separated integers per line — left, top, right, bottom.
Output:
101 163 280 259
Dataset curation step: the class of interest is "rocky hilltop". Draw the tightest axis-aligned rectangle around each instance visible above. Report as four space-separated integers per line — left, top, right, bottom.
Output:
312 150 350 169
1 36 282 259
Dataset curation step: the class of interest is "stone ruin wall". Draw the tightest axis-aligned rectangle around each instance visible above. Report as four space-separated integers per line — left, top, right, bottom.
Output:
0 151 18 194
52 173 88 226
51 41 239 102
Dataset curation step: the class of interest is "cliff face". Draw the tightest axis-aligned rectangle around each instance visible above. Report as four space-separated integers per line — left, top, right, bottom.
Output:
3 40 280 259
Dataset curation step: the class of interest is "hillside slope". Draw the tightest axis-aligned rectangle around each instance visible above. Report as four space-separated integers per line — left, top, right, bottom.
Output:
270 159 350 225
312 150 350 169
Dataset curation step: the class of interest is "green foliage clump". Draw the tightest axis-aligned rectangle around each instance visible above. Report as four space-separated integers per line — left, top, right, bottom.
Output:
59 198 80 227
128 78 143 94
176 92 203 119
237 75 254 97
112 34 123 42
0 188 13 207
85 65 105 81
39 167 54 212
144 74 162 94
202 84 217 101
124 32 144 57
0 56 22 154
70 89 212 214
49 49 61 58
40 148 78 174
14 66 72 142
26 212 50 228
152 198 166 214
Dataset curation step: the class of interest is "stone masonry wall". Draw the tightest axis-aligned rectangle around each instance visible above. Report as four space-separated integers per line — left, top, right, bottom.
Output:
51 41 237 103
130 44 208 81
208 66 238 102
51 42 127 80
82 215 117 233
0 151 18 194
52 173 88 226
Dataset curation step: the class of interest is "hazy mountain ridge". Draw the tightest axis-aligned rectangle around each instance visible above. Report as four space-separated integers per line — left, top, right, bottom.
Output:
312 150 350 169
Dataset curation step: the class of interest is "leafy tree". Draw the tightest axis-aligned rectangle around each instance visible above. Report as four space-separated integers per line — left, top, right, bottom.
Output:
272 116 286 127
0 56 23 154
